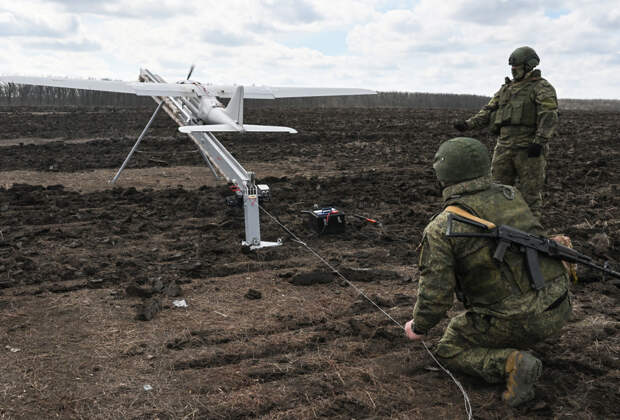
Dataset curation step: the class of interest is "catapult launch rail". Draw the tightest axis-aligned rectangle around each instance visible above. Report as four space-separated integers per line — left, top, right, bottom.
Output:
139 69 279 250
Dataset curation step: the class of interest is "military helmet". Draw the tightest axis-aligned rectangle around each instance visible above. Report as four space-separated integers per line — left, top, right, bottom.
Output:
508 46 540 71
433 137 490 186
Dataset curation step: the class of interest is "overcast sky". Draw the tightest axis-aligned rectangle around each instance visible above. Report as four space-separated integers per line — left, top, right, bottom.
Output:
1 0 619 99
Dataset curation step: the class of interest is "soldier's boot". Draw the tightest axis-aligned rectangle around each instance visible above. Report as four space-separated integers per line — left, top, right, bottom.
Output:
502 351 542 407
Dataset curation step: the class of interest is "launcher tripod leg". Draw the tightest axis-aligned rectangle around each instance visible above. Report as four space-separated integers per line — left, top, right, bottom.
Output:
109 101 164 184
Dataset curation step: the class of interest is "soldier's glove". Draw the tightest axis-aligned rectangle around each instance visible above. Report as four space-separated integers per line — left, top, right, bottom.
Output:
527 142 543 158
453 119 468 132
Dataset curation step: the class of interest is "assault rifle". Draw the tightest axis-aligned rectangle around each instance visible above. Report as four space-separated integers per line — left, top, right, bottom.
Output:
445 212 620 290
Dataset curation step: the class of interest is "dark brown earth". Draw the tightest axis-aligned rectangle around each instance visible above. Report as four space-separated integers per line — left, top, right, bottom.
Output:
0 106 618 419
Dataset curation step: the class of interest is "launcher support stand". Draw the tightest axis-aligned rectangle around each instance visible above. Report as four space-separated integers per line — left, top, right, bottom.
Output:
135 68 281 250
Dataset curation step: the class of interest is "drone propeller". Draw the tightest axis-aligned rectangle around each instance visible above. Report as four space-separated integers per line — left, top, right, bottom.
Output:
186 64 195 80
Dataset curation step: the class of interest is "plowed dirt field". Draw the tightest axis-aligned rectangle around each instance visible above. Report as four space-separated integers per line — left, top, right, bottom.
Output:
0 106 618 419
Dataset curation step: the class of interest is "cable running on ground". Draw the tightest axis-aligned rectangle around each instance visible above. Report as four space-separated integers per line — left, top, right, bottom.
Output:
259 205 472 420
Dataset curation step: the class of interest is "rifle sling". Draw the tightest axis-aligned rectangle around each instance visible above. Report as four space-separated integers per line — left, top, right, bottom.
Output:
445 206 497 229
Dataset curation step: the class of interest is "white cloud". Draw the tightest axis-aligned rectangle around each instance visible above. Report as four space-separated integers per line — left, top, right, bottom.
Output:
46 0 194 18
260 0 323 24
201 30 257 47
1 0 619 98
0 8 78 37
24 39 100 51
447 0 546 25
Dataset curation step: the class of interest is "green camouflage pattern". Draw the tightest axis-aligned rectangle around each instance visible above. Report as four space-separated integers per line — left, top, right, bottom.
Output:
466 70 558 147
491 143 548 219
436 296 570 383
412 176 571 383
464 69 558 214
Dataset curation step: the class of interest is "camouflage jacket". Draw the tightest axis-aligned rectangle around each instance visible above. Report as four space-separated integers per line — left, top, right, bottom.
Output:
412 176 568 334
466 70 558 148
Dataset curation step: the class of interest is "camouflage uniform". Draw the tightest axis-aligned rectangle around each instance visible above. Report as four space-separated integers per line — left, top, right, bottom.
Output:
413 175 571 383
464 70 558 219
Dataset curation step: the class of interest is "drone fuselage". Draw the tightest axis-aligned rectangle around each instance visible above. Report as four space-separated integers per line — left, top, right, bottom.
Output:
197 96 241 129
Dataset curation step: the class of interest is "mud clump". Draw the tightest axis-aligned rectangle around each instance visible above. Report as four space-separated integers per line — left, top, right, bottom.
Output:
289 271 334 286
245 288 262 299
135 298 161 321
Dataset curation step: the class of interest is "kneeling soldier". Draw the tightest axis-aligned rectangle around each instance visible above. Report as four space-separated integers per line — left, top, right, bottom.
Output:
405 137 571 406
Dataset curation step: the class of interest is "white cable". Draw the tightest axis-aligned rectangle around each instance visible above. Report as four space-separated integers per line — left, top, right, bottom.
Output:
421 340 473 419
260 205 473 420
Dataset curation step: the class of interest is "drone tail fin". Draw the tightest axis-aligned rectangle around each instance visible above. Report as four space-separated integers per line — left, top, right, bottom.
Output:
224 85 244 125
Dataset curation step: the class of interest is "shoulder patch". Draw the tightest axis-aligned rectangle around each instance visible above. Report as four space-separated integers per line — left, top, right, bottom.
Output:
502 185 516 200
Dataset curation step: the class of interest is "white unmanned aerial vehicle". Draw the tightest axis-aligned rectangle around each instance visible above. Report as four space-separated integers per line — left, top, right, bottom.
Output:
1 67 375 250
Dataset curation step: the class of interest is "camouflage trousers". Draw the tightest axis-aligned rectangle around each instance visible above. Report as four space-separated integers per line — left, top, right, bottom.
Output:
491 144 548 219
434 294 570 384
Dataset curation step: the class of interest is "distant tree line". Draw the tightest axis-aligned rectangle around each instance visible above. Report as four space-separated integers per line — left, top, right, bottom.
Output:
557 99 620 112
1 83 618 111
244 91 492 109
0 83 149 107
0 84 490 108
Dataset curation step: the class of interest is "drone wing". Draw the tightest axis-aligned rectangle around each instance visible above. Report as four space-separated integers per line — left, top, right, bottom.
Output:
209 85 376 99
0 76 199 97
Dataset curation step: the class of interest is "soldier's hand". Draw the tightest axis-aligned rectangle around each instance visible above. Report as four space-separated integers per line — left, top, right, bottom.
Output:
527 142 543 157
405 320 424 341
453 119 468 132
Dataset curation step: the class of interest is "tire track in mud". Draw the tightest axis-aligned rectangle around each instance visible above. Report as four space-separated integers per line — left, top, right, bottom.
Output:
170 301 411 369
171 336 426 418
173 330 457 419
165 291 417 419
167 285 413 349
197 372 354 419
155 262 442 419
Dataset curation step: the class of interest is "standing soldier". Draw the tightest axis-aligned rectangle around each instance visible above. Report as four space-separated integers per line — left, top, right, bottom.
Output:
453 46 558 220
404 137 571 407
